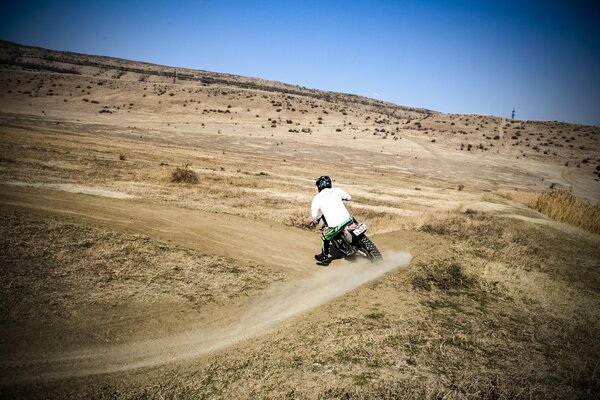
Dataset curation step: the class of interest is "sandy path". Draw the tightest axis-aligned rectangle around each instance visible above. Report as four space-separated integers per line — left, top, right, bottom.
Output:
0 184 315 272
0 252 410 383
560 167 600 201
0 185 411 383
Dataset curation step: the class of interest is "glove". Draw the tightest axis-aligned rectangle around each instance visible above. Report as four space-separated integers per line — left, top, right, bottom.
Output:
308 219 316 228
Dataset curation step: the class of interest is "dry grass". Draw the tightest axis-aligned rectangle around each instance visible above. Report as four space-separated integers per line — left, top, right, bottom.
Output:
0 209 281 327
497 189 539 208
409 256 475 292
498 189 600 234
535 190 600 234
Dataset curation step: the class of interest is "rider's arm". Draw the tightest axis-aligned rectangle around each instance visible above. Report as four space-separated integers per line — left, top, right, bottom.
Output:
337 188 352 201
310 196 320 225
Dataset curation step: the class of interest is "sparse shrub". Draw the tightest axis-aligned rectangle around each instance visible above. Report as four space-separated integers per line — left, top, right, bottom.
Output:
171 164 198 184
0 156 16 163
365 312 384 320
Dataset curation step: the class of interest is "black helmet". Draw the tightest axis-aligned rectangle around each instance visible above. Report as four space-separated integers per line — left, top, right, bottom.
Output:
315 176 332 192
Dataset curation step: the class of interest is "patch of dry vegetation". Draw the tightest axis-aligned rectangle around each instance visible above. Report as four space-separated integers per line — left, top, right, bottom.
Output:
499 189 600 234
0 209 281 325
419 210 546 266
535 190 600 234
497 189 539 208
409 256 475 292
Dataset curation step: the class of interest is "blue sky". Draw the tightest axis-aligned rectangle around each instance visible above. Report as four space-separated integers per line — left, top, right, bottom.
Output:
1 1 599 125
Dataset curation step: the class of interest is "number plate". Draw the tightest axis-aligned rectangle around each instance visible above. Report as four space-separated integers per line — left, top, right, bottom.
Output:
353 224 368 236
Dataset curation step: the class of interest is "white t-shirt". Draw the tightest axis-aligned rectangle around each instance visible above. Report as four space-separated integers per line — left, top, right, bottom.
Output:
311 187 352 227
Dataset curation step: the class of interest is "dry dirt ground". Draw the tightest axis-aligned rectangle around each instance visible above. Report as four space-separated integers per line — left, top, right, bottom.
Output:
0 41 599 399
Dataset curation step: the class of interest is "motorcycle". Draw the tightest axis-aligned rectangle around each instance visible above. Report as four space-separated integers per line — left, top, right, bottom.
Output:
317 216 382 262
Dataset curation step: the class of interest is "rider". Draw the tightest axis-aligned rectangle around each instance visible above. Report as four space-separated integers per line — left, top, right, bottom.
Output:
309 176 353 264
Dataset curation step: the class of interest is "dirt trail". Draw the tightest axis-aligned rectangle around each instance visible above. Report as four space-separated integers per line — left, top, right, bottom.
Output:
0 252 410 383
560 167 600 201
0 185 411 383
0 184 314 272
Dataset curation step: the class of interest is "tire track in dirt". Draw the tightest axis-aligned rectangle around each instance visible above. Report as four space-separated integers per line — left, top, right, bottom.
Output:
0 252 410 383
0 185 411 383
0 184 314 272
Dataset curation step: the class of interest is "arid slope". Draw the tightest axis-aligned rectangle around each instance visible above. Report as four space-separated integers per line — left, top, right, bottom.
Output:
0 41 598 399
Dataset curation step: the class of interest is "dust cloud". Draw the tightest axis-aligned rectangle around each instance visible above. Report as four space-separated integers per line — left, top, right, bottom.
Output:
2 252 411 382
235 251 412 335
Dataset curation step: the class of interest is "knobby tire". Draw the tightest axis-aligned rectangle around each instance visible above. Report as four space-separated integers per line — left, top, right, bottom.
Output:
358 236 382 260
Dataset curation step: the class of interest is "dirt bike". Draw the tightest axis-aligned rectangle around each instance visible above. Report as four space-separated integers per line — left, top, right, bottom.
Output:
317 216 382 262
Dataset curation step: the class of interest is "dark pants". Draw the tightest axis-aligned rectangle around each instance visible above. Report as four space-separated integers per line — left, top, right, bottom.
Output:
321 237 331 255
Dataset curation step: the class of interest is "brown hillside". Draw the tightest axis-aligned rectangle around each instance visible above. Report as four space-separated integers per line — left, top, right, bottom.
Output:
0 41 599 399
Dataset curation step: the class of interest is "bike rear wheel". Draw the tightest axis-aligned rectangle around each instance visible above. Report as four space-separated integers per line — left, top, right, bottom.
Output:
358 235 382 260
